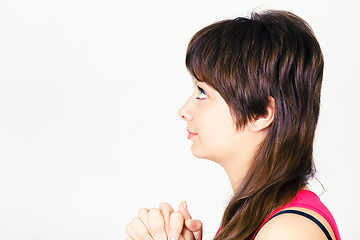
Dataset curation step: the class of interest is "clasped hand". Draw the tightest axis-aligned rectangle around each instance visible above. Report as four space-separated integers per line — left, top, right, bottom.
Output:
125 201 202 240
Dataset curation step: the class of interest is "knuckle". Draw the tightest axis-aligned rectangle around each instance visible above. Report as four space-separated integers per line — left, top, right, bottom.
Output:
159 202 171 209
130 217 140 224
148 208 162 219
159 202 174 219
137 208 149 217
149 208 160 213
147 209 165 232
159 202 175 214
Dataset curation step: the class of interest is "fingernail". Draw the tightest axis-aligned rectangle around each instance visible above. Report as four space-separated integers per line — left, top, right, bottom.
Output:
183 201 187 210
169 238 176 240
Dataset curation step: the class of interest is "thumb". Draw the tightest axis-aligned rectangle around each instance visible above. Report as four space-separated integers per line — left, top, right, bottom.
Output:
185 219 202 240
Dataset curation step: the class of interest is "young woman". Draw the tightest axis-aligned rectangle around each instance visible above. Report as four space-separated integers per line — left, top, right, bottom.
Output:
125 10 341 240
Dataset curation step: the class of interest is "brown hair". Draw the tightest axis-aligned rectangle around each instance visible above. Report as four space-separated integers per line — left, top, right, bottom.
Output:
185 10 324 239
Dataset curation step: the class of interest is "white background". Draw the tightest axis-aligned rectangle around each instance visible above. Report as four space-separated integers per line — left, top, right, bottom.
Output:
0 0 359 239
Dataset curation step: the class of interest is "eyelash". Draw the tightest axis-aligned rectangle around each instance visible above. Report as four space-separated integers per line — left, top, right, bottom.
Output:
196 86 207 100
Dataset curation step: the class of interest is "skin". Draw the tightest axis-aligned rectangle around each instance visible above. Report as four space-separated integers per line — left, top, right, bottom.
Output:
255 206 336 240
179 80 273 191
125 81 335 240
125 201 201 240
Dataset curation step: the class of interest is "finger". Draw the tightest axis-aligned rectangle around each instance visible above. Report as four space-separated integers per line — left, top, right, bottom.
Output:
185 219 202 240
181 228 194 240
178 202 194 240
178 235 186 240
138 208 150 230
128 217 152 240
125 237 135 240
125 223 138 240
148 208 167 240
168 212 184 240
178 201 192 220
159 202 174 234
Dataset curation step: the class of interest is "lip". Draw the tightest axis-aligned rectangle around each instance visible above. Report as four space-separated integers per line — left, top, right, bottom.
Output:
187 129 198 139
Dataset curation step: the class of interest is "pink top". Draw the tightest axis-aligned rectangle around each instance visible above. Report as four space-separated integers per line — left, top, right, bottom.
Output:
252 189 341 239
216 190 341 239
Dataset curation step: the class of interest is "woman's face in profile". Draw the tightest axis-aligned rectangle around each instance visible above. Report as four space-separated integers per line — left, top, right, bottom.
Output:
178 80 255 165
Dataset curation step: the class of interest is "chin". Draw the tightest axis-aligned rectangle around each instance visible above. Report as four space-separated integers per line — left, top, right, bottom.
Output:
190 145 214 161
190 145 206 159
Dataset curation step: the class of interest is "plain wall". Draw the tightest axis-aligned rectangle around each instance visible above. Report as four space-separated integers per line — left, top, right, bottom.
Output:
0 0 359 239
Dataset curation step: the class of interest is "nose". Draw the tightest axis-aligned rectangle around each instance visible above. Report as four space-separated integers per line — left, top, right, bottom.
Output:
178 98 192 121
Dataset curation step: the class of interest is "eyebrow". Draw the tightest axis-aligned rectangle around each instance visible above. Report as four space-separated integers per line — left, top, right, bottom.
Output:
192 78 210 90
196 81 207 88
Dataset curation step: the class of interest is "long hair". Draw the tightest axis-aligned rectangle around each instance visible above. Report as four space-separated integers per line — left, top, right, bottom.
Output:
185 10 324 240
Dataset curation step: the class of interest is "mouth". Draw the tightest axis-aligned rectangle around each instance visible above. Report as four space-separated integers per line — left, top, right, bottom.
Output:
187 129 198 139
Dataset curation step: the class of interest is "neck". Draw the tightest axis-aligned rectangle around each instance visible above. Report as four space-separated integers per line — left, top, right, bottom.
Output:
222 160 248 192
221 129 268 192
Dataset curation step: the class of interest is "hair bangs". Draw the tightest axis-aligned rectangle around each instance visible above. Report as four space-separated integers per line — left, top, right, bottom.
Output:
185 21 229 88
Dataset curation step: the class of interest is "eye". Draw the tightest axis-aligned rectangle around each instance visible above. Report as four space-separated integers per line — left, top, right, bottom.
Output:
196 86 207 100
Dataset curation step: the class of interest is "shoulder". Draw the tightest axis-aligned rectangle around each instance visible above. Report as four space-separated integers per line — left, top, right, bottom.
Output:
254 209 330 240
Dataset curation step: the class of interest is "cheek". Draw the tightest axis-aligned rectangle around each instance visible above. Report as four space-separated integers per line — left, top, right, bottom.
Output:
190 99 238 159
197 109 236 149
